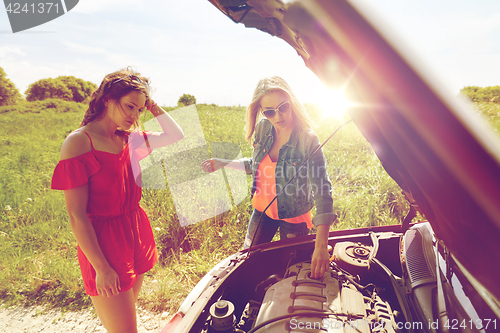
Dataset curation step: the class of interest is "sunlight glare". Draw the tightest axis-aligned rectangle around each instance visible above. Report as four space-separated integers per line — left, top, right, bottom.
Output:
315 86 352 119
294 76 353 120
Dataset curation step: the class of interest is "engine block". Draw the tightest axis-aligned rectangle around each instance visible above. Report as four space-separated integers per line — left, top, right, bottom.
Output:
253 262 397 333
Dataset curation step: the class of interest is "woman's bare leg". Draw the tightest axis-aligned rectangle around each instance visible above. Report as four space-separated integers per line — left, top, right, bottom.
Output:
90 274 144 333
91 289 137 333
133 273 144 302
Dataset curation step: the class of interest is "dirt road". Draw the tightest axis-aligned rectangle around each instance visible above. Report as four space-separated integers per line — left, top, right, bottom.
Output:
0 305 171 332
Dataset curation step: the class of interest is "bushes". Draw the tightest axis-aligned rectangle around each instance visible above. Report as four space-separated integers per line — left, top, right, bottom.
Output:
177 94 196 107
25 76 96 103
460 86 500 103
57 76 96 103
0 99 87 115
0 67 23 106
1 70 96 104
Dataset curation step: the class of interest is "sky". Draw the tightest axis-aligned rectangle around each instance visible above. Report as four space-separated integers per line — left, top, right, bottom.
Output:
1 0 499 107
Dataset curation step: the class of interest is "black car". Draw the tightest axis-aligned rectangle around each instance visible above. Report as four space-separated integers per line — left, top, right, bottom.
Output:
161 1 500 332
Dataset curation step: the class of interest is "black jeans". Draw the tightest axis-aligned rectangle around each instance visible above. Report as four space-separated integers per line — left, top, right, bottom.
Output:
243 209 309 249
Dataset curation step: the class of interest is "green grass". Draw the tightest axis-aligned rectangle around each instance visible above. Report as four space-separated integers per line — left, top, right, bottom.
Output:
0 99 89 309
473 102 500 135
1 99 499 314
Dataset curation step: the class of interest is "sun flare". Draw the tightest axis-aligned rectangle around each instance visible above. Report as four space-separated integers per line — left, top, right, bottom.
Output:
299 82 353 119
317 87 352 119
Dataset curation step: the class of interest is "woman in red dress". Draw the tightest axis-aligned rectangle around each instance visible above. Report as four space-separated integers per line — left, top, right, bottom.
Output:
51 68 184 332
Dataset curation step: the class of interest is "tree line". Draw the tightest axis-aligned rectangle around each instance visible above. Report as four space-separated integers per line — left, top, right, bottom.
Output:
3 66 500 108
0 66 197 107
460 86 500 103
0 67 96 106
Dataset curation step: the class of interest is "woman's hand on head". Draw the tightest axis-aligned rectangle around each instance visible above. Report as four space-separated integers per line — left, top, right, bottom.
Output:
201 158 221 173
146 100 158 114
95 266 121 297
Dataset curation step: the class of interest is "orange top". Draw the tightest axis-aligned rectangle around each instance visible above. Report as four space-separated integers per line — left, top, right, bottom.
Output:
252 154 313 228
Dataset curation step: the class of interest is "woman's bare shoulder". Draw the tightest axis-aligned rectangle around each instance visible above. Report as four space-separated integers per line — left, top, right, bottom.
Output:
59 129 92 160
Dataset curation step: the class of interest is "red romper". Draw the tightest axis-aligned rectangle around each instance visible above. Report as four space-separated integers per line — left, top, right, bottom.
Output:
51 130 158 296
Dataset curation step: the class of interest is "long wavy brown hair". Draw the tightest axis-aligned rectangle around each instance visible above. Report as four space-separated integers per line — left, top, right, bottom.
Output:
80 68 151 129
245 76 313 143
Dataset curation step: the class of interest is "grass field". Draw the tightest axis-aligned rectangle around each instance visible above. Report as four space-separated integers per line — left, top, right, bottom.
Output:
0 99 499 314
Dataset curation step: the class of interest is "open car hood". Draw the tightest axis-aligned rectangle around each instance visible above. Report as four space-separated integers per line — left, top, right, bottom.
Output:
209 0 500 306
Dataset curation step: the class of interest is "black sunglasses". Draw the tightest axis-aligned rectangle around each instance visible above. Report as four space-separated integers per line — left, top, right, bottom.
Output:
261 101 291 118
112 74 148 88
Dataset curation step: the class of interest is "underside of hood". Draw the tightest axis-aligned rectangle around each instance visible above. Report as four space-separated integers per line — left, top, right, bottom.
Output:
209 0 500 306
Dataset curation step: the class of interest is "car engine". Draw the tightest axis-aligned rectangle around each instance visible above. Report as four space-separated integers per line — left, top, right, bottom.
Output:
251 262 397 332
205 241 400 333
